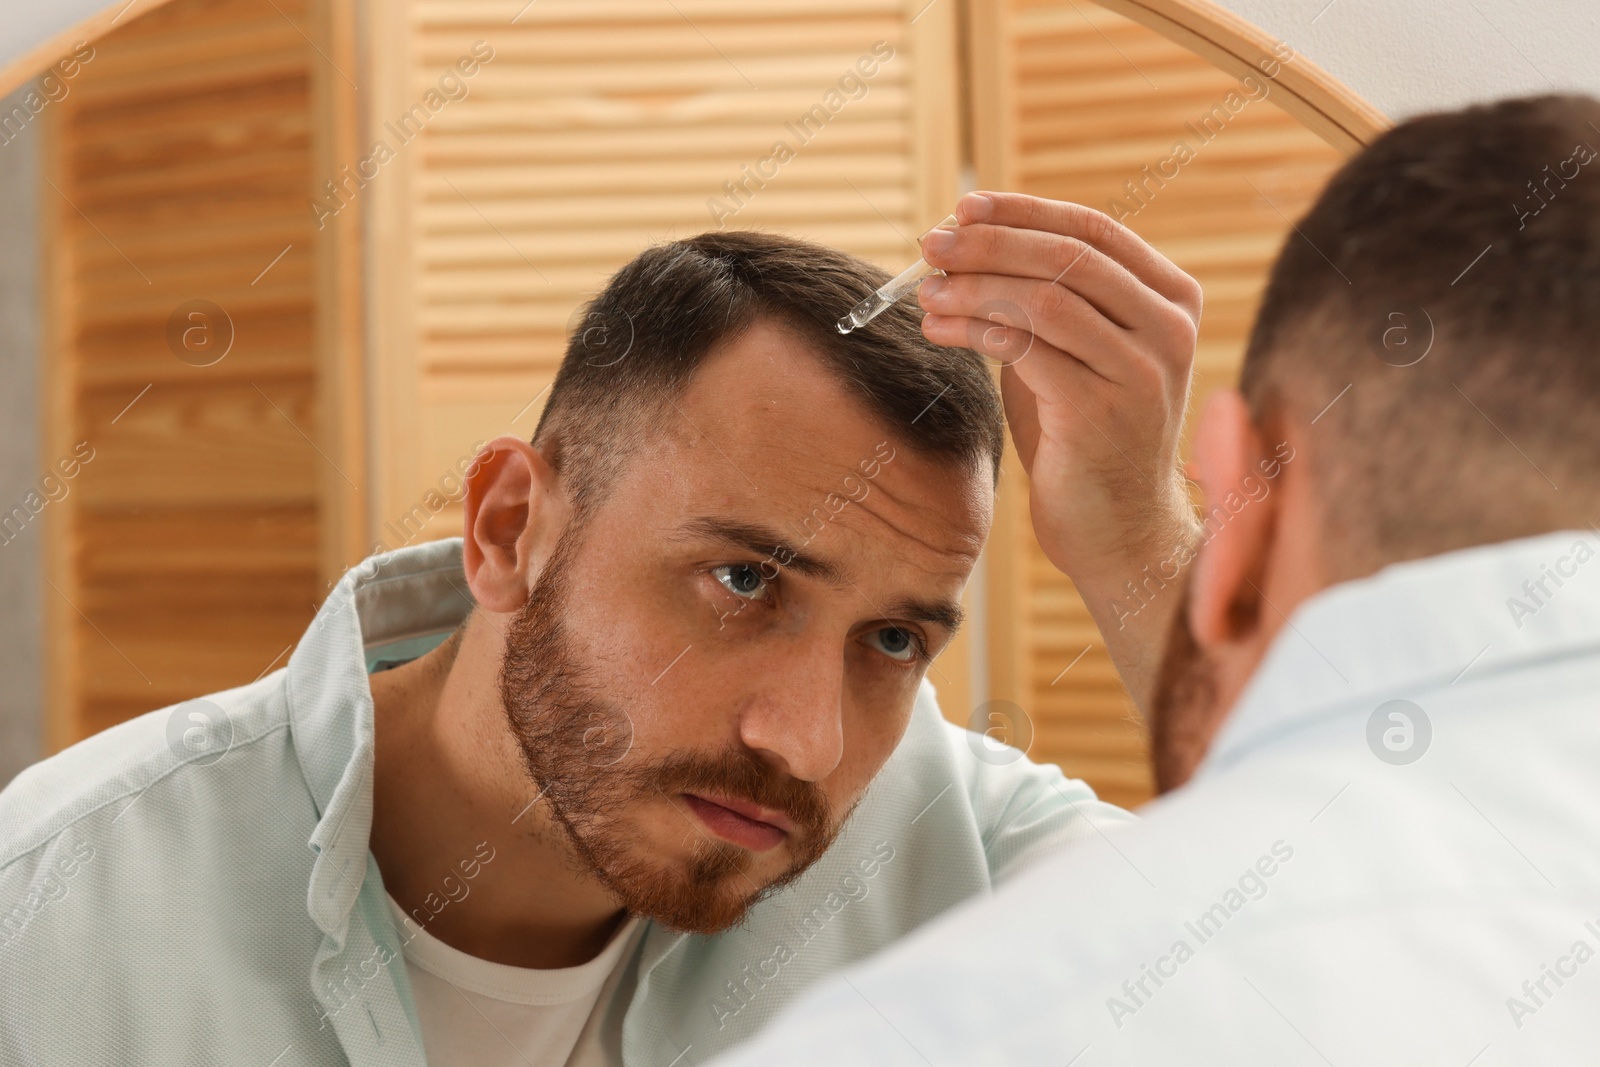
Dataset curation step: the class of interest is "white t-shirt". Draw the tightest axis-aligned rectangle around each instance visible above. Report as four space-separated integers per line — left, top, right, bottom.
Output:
386 893 642 1067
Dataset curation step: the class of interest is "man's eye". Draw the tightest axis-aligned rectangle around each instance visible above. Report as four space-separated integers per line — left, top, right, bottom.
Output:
712 563 770 602
865 626 921 663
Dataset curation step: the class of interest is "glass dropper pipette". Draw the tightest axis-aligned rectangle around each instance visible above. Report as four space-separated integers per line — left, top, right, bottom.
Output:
836 214 959 334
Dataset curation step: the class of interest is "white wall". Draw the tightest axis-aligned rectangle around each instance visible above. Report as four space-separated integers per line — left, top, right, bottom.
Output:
0 81 42 786
0 1 114 96
1218 0 1600 120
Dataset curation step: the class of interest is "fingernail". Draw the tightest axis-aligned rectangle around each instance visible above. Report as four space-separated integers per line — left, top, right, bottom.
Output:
961 192 993 221
922 227 955 256
919 275 948 300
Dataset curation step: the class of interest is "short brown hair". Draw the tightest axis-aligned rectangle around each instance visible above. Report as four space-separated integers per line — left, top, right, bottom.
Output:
533 231 1004 514
1241 93 1600 577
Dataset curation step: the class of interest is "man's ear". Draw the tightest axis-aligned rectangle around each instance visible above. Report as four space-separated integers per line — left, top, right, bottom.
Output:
461 436 568 613
1188 390 1276 648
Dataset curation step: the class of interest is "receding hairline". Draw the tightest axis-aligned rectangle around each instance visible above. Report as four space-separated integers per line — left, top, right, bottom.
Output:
535 308 1000 505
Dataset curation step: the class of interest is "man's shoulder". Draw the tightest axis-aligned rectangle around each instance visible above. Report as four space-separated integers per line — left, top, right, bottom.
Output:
0 672 297 873
722 691 1600 1066
0 671 342 1064
889 677 1136 877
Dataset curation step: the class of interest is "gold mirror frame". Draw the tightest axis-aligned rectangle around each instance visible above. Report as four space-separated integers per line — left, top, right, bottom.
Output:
1100 0 1389 148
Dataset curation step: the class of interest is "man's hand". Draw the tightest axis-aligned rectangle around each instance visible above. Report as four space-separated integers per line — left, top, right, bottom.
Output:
916 191 1202 714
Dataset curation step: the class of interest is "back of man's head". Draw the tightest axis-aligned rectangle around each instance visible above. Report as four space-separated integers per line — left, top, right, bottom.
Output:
1241 93 1600 580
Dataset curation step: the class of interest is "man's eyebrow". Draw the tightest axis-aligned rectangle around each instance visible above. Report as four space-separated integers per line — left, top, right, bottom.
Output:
675 516 965 636
883 595 965 637
676 517 848 584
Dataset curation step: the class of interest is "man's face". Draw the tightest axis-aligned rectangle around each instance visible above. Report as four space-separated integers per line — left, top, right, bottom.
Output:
500 318 991 933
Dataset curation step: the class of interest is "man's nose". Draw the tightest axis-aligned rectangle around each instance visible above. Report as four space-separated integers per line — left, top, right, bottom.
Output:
735 643 846 783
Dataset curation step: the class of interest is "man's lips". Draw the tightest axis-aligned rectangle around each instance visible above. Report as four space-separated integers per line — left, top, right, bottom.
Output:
681 793 794 852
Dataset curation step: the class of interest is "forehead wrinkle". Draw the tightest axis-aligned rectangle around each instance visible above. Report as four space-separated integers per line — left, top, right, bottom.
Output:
831 473 988 570
822 492 980 641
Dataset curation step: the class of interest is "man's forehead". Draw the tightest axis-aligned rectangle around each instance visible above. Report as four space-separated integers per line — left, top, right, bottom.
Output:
649 460 988 567
662 319 959 492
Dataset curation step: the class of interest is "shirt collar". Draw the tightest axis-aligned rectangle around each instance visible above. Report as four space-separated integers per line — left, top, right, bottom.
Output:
286 538 477 943
1198 529 1600 778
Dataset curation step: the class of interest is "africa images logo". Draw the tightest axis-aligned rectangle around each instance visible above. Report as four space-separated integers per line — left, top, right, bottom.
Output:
1366 699 1431 766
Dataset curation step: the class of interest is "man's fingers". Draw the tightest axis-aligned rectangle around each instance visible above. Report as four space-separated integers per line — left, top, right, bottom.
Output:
920 311 1040 366
919 272 1162 386
920 310 1111 415
942 191 1202 315
921 222 1167 333
999 361 1042 472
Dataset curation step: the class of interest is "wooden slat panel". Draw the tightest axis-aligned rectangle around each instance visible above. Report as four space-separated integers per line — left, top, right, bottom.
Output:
976 0 1346 810
44 0 330 745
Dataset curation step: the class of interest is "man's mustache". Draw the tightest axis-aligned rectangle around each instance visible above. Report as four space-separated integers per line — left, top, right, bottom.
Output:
640 748 832 841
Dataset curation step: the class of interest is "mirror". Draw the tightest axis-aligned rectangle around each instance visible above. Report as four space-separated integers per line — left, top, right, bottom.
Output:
0 0 1383 808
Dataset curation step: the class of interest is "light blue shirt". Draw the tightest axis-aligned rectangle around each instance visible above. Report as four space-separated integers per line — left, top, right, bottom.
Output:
712 530 1600 1066
0 537 1132 1065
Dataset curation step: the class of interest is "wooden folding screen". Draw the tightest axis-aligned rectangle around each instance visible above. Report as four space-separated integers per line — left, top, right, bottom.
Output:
42 0 360 745
969 0 1346 807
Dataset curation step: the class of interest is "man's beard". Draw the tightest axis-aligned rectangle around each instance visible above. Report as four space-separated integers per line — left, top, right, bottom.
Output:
1148 581 1222 794
498 526 841 934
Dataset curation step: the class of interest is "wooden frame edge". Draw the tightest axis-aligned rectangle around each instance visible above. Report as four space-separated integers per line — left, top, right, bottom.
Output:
310 0 370 583
1094 0 1392 153
364 0 421 547
908 0 974 721
0 1 180 101
964 0 1014 191
908 0 965 229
